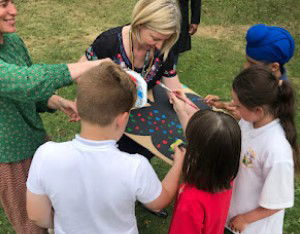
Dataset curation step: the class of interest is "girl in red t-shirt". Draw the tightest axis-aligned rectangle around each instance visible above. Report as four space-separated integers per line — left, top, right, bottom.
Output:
167 100 241 234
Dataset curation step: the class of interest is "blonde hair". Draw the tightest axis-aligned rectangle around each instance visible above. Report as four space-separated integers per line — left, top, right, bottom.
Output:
131 0 181 61
77 62 137 126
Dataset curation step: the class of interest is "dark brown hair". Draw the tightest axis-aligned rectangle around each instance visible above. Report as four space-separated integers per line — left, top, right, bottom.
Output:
232 65 299 169
183 110 241 193
77 62 137 126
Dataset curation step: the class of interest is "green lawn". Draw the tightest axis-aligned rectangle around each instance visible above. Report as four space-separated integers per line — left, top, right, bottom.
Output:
1 0 299 233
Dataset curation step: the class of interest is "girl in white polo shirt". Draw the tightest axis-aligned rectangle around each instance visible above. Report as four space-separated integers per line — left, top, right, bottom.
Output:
227 65 299 234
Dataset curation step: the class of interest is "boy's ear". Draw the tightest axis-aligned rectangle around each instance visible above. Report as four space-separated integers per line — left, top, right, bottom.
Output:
270 62 280 73
116 112 130 128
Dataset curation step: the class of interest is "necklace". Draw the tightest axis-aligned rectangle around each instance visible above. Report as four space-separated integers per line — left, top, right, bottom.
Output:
129 28 154 79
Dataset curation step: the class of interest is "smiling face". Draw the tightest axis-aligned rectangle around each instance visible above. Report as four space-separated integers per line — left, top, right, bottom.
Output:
0 0 17 42
138 27 171 51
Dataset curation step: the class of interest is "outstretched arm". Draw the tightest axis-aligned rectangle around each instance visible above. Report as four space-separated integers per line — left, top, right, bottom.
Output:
0 58 110 102
144 146 185 211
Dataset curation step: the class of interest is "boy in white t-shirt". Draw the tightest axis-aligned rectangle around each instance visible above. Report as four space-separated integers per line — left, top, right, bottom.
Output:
26 61 185 234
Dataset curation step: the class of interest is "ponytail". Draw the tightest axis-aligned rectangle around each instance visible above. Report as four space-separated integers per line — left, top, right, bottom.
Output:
277 81 300 170
233 65 299 171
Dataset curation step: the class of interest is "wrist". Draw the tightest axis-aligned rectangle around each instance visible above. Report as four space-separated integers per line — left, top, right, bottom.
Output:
238 214 249 226
58 97 65 110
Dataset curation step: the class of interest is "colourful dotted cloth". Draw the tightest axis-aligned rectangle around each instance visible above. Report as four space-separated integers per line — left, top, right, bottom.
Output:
0 33 72 163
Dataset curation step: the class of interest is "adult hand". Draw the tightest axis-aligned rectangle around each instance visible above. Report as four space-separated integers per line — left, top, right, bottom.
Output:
68 58 113 81
229 214 249 233
189 24 199 35
47 95 80 122
58 98 80 122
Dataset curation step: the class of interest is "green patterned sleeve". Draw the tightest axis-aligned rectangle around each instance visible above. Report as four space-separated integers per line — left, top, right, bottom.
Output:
0 60 72 102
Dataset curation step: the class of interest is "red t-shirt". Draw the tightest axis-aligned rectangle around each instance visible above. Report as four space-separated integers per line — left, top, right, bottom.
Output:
169 183 233 234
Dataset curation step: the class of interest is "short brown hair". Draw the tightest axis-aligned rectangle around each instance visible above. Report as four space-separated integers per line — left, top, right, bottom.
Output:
77 62 137 126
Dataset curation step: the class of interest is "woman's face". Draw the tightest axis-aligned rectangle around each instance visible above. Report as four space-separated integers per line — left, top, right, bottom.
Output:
0 0 17 34
138 27 171 50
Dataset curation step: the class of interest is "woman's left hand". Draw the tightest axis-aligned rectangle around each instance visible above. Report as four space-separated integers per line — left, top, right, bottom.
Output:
58 97 80 122
47 95 80 122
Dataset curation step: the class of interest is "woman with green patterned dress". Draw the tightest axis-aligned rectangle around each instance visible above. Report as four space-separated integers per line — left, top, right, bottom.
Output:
0 1 108 233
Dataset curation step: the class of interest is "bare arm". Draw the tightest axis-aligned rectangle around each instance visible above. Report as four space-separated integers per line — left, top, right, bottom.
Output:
229 207 281 233
144 146 185 211
67 58 111 81
26 190 53 228
47 95 80 122
162 75 182 90
78 55 88 62
169 91 198 132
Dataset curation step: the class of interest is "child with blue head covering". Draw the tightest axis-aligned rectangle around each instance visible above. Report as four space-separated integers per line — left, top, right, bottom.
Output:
245 24 295 80
204 24 295 114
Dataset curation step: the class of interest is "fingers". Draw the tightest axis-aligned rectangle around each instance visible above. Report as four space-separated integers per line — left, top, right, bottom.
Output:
172 89 186 100
189 24 198 35
174 145 186 157
172 145 186 164
203 95 220 105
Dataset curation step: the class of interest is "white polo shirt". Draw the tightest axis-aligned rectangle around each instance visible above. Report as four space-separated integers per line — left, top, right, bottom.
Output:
27 135 162 234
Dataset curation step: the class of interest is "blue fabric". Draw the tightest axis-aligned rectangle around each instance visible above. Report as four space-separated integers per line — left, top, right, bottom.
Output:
246 24 295 65
279 66 288 81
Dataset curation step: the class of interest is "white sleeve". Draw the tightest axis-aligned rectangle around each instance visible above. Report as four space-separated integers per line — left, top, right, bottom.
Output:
26 145 46 195
133 156 162 204
259 161 294 209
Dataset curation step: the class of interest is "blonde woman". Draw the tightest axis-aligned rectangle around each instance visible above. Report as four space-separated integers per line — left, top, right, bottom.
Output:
79 0 184 160
79 0 185 218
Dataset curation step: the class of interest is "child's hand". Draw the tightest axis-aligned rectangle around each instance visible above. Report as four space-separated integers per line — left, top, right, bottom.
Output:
204 95 225 109
169 92 186 114
169 92 198 117
229 214 248 233
172 145 186 166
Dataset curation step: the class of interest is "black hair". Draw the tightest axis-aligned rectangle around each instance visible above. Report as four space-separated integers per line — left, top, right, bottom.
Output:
232 65 299 169
183 110 241 193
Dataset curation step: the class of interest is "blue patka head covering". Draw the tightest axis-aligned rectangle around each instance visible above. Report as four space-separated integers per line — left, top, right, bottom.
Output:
246 24 295 65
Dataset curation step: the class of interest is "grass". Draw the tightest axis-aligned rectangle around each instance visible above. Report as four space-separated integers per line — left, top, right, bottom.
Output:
0 0 299 233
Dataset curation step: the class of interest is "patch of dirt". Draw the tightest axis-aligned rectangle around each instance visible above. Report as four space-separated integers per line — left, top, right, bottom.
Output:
195 25 250 53
196 25 249 40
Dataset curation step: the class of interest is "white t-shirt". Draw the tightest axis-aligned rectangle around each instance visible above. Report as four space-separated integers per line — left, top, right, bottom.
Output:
227 119 294 234
27 135 162 234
